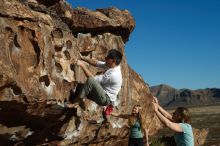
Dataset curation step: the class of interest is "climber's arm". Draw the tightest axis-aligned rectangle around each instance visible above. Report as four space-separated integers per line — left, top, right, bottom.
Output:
111 112 130 119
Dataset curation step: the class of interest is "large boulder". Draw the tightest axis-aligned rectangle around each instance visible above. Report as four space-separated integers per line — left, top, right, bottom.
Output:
0 0 160 145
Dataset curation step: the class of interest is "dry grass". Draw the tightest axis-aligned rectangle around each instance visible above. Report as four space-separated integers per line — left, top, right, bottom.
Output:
190 105 220 145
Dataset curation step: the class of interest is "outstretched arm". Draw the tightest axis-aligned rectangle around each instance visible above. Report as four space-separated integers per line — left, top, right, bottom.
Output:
152 102 183 132
153 96 173 121
77 60 94 77
111 112 130 119
81 55 98 66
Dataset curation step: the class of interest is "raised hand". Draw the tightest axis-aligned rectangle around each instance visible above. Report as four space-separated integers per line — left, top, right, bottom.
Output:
153 96 158 104
76 60 85 67
152 102 159 111
78 53 85 60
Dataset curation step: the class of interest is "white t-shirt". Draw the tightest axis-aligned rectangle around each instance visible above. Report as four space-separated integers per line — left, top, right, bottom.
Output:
94 61 122 105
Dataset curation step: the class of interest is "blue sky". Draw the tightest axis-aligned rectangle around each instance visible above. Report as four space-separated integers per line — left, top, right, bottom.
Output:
67 0 220 89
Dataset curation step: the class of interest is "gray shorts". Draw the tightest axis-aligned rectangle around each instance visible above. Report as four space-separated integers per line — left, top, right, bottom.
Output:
78 77 111 106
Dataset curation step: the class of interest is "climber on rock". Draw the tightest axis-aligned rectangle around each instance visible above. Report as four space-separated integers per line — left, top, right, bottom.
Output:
66 49 123 112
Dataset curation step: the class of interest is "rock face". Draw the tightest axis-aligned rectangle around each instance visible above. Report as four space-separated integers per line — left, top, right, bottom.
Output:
0 0 159 145
150 84 220 107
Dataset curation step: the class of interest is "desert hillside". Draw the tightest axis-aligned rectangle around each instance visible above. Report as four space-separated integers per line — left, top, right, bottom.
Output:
150 84 220 107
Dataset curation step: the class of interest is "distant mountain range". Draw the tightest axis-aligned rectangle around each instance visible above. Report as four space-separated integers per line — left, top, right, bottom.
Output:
150 84 220 108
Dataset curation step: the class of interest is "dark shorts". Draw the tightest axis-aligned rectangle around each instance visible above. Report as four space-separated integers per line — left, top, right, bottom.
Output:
128 138 144 146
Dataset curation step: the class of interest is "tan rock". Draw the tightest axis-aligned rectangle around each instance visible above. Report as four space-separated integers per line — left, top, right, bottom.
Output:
0 0 161 145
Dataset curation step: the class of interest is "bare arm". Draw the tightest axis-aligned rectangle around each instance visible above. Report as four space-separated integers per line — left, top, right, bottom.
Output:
111 112 130 119
157 105 173 121
77 60 94 77
153 102 183 132
153 96 173 121
81 56 98 66
144 129 150 146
